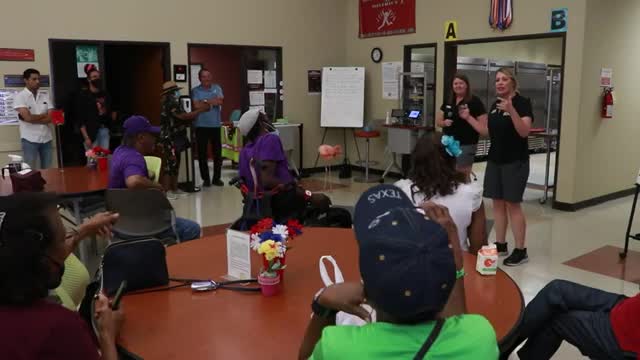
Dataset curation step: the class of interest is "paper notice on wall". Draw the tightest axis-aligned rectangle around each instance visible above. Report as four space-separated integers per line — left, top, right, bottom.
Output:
226 230 251 280
190 64 202 89
264 70 277 89
247 70 263 85
249 91 265 105
382 62 402 99
0 88 21 125
600 68 613 87
411 62 425 78
75 45 99 78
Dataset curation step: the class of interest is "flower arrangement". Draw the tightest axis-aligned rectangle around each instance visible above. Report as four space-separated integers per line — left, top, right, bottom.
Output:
85 146 111 160
249 218 303 278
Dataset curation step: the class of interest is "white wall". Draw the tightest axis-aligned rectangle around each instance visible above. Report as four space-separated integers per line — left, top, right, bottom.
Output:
0 0 347 169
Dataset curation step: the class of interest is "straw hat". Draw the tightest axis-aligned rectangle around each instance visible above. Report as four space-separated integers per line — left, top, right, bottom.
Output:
161 81 183 95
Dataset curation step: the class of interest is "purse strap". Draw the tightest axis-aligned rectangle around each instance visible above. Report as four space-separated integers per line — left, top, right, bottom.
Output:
413 318 445 360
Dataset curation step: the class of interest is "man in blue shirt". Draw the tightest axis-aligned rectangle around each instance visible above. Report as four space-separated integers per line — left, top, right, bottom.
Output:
192 69 225 187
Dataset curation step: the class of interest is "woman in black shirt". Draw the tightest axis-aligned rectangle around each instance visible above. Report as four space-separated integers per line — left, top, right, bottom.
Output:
484 67 533 266
436 74 488 178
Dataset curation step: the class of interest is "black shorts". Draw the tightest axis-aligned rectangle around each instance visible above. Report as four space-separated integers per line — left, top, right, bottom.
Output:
483 159 529 203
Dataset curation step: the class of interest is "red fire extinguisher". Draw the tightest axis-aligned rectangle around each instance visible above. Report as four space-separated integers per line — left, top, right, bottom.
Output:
602 87 614 118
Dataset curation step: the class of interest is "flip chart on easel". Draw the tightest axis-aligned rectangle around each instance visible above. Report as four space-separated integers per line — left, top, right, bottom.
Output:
320 67 365 128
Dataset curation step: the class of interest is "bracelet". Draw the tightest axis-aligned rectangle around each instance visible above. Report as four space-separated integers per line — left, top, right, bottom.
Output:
456 268 465 279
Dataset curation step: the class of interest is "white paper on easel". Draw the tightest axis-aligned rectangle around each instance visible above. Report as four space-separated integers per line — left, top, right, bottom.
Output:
382 61 402 100
226 230 251 279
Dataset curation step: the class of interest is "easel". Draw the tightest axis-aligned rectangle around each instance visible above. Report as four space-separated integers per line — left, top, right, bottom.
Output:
312 128 361 176
621 183 640 258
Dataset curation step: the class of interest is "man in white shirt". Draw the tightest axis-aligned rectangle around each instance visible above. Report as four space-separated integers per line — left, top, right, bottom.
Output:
13 68 54 169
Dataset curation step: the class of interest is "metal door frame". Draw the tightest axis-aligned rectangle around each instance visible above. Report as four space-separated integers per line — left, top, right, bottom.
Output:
443 32 567 208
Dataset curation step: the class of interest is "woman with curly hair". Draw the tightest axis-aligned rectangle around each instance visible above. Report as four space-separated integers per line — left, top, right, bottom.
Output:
395 132 487 253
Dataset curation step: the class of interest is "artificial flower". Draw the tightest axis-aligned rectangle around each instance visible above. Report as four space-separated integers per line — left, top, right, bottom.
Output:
250 218 274 234
250 233 262 251
258 231 283 243
272 224 289 241
286 219 303 238
258 240 280 261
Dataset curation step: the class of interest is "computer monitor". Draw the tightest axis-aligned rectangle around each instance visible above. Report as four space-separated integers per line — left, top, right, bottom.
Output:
408 110 421 119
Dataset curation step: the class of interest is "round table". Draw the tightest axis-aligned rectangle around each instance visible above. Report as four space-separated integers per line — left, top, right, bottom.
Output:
0 166 109 196
118 228 523 359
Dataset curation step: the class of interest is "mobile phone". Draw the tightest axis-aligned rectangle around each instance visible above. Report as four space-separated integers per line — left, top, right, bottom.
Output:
111 280 127 310
191 280 217 292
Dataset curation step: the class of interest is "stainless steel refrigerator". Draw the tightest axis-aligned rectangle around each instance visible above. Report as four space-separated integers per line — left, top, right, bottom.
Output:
454 57 563 155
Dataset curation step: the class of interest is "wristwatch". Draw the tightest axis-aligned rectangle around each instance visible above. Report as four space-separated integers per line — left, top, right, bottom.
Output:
311 288 337 319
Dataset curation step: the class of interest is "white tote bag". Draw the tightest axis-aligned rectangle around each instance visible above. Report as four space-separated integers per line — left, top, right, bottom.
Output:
318 256 376 326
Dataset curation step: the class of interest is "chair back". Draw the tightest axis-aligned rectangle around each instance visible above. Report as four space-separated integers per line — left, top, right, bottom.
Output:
144 156 162 183
105 189 175 239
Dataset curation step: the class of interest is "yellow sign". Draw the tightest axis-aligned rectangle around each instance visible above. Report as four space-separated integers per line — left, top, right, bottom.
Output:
445 21 458 41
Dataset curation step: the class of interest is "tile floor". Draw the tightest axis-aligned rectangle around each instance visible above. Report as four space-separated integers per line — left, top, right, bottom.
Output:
157 153 639 359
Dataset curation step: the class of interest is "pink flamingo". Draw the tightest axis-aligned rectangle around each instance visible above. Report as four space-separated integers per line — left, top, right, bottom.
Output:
318 145 343 190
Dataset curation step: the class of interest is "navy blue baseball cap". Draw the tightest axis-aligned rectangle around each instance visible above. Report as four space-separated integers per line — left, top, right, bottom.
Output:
354 184 456 320
123 115 160 136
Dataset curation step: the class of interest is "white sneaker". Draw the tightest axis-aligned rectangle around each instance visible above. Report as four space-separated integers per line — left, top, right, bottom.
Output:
174 189 188 198
166 191 178 200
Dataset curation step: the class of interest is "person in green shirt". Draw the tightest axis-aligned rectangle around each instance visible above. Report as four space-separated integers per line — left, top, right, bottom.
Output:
299 184 499 360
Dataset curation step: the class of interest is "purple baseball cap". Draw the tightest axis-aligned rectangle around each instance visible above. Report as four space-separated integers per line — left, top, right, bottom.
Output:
354 184 456 320
123 115 160 136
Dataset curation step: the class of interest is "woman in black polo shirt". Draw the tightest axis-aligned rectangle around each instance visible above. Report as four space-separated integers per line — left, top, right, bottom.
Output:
436 74 487 179
484 67 533 266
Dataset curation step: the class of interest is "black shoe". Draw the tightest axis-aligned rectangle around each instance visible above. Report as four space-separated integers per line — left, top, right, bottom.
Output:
495 242 509 256
212 179 224 187
503 248 529 266
202 180 211 187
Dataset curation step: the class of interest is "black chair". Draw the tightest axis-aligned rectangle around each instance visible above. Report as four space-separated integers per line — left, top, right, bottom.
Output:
105 189 179 245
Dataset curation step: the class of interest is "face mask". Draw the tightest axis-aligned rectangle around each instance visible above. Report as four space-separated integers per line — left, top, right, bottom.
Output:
91 78 103 89
174 90 181 98
45 256 65 289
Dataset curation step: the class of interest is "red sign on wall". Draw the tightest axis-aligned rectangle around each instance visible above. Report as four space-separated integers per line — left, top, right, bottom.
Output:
359 0 416 38
0 48 35 61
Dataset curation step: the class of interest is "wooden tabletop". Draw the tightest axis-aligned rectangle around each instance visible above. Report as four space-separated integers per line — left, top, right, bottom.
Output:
118 228 523 359
0 167 109 197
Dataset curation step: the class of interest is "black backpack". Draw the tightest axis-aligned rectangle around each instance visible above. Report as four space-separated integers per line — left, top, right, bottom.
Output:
304 207 352 228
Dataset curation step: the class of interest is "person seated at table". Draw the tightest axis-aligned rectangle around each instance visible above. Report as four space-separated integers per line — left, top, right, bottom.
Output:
237 109 330 222
298 185 498 359
505 279 639 359
108 115 201 242
0 192 122 360
395 132 487 253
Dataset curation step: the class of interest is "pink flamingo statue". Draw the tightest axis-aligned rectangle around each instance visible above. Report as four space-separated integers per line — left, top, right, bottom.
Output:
318 144 343 190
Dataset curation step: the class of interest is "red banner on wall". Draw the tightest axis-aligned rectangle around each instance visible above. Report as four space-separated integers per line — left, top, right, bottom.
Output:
359 0 416 38
0 48 35 61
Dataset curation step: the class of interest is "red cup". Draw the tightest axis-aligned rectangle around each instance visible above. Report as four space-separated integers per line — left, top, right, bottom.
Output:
97 157 108 171
51 110 64 125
